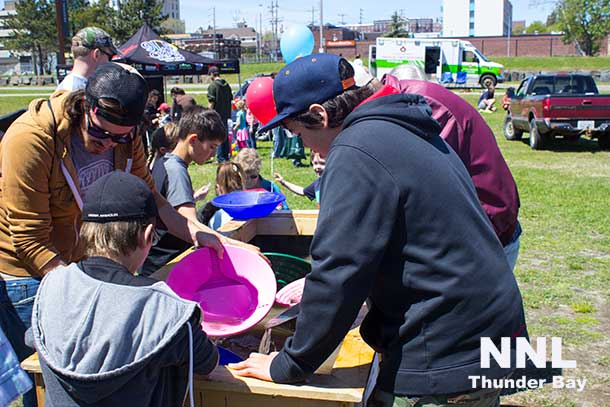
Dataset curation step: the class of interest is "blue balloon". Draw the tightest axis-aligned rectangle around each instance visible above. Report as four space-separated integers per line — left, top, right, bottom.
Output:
280 25 315 64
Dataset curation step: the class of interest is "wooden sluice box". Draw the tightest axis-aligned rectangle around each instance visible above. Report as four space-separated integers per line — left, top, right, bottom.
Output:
22 210 375 406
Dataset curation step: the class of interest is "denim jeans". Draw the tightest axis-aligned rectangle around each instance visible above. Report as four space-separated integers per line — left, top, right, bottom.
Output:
0 277 40 407
0 325 32 406
246 130 257 149
503 221 522 272
272 126 285 158
216 139 231 163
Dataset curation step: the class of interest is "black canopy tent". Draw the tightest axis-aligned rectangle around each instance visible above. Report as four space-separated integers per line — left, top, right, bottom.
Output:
112 24 241 104
113 24 240 77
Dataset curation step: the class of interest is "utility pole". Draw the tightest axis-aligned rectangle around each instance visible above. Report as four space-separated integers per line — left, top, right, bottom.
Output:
268 0 281 60
319 0 324 53
258 3 263 61
338 13 346 25
54 0 67 65
359 8 363 25
210 7 217 57
311 6 315 26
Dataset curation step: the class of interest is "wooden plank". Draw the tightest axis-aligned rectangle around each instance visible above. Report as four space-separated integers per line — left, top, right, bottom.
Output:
198 362 366 403
200 390 353 407
218 218 257 242
21 352 41 374
255 210 318 237
34 373 46 407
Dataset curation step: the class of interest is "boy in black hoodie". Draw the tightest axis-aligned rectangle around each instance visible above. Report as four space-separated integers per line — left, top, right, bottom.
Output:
29 171 218 407
231 54 527 407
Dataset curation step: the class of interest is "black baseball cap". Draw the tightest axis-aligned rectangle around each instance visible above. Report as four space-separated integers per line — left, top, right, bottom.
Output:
208 66 219 75
82 171 157 223
259 54 356 133
85 62 148 126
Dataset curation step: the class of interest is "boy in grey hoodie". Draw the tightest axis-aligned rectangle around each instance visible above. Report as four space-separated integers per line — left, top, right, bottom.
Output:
28 171 218 407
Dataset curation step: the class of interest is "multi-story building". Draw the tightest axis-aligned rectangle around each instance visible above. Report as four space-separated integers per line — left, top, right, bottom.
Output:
0 0 25 75
442 0 512 37
160 0 180 20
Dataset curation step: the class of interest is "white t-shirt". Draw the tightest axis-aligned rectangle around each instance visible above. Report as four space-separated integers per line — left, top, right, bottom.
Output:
57 73 88 91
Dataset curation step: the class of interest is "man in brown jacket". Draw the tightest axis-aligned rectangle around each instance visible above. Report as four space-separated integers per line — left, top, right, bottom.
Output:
0 62 238 406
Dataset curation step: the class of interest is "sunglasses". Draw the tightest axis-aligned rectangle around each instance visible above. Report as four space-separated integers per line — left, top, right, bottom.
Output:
96 47 114 60
86 112 133 144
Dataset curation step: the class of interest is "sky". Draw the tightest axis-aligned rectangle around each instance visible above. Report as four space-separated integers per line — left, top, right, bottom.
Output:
0 0 557 34
179 0 557 33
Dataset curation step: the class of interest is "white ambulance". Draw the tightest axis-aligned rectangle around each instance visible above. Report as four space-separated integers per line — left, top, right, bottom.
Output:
369 37 504 88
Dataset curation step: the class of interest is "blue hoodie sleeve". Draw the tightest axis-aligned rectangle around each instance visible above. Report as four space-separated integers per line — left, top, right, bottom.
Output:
270 144 400 383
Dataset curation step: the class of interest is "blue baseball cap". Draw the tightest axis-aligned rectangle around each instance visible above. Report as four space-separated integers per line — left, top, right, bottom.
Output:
259 54 356 132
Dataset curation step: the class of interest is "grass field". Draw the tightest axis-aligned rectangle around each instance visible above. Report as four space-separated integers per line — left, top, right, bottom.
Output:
494 56 610 71
2 83 609 406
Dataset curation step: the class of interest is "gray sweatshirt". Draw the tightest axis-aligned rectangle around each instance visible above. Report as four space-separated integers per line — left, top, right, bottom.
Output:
29 257 218 407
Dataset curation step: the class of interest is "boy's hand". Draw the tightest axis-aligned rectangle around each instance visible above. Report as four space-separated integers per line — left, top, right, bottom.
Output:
194 183 211 201
229 352 278 382
188 220 224 259
220 236 271 266
274 173 284 184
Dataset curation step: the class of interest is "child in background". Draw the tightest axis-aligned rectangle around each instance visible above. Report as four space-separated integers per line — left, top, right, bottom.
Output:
153 102 172 127
148 122 178 171
246 104 259 140
234 148 289 209
233 99 250 149
274 150 325 206
141 106 225 276
28 171 218 407
478 84 497 113
502 87 515 111
198 162 246 230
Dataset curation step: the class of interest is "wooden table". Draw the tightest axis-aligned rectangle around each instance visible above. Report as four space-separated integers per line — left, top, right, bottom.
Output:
22 210 375 407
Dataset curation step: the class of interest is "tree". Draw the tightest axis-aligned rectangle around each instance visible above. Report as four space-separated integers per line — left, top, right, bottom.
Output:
2 0 57 75
69 0 117 39
552 0 610 55
111 0 168 43
384 11 409 38
525 20 548 33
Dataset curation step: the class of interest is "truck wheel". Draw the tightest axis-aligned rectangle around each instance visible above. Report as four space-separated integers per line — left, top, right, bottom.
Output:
529 119 546 150
480 74 497 89
598 135 610 150
503 115 523 140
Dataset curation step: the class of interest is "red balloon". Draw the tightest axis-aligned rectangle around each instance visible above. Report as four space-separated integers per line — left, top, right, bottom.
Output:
246 77 277 125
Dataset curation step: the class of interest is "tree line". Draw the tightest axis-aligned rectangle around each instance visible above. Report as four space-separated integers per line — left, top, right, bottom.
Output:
2 0 172 75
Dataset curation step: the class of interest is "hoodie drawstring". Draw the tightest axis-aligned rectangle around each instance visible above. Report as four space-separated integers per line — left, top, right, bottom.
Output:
187 322 194 407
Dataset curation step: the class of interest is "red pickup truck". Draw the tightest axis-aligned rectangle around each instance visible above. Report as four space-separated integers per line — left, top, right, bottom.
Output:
503 73 610 150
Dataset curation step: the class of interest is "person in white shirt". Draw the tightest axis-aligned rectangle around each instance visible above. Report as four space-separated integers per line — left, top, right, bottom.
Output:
56 27 118 92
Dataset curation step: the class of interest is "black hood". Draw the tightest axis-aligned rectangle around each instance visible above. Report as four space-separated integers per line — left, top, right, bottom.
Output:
343 93 442 141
